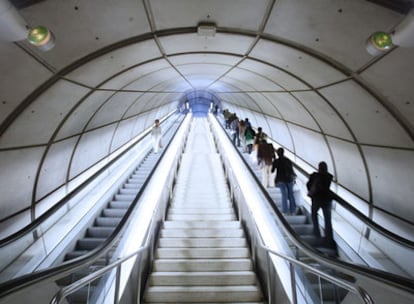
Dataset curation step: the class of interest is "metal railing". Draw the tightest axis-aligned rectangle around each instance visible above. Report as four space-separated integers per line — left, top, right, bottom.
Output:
261 245 374 304
48 228 374 304
50 229 154 304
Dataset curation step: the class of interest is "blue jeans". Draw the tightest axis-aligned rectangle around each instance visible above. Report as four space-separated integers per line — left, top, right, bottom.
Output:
278 182 296 213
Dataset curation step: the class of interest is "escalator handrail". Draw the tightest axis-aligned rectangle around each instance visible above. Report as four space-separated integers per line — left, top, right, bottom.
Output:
211 115 414 293
0 114 175 247
0 115 185 298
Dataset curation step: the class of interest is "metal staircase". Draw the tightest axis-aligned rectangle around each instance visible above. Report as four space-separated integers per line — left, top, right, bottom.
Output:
143 118 264 303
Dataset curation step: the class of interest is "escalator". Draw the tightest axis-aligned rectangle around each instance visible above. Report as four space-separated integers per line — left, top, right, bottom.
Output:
219 115 414 303
56 152 161 303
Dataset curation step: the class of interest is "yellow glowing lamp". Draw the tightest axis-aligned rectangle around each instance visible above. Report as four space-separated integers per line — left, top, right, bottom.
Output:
370 31 393 50
27 26 55 51
366 31 393 56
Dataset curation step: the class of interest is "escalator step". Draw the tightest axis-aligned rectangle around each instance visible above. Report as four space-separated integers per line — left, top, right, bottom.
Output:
124 182 141 189
108 200 130 209
285 215 307 225
95 217 121 227
102 208 127 217
292 224 314 235
119 188 139 195
86 226 115 238
76 237 106 250
65 250 89 261
114 194 135 201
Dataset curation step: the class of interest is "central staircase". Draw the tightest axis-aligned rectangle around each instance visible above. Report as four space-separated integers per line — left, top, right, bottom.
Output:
143 118 264 303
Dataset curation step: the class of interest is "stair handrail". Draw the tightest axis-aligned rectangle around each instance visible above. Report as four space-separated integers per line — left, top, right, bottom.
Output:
261 245 374 304
0 115 185 298
0 113 176 247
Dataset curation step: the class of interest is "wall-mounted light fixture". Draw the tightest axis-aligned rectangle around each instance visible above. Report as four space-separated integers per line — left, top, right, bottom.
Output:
27 25 55 51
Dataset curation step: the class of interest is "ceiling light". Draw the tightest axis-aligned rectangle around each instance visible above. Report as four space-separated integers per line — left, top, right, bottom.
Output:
366 31 393 56
27 25 55 51
197 23 216 37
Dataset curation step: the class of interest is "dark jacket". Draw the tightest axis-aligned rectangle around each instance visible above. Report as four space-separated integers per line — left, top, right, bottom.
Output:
307 172 333 202
272 157 295 183
257 143 275 165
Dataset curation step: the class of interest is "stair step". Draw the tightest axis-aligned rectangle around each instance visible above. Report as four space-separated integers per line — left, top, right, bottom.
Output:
163 220 241 229
167 214 237 221
160 228 244 238
168 208 234 214
158 237 247 248
155 247 250 259
144 302 264 304
144 285 262 303
148 271 257 286
152 259 253 272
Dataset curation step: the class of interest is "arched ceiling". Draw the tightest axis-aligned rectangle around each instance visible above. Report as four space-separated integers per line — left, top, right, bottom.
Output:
0 0 413 236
